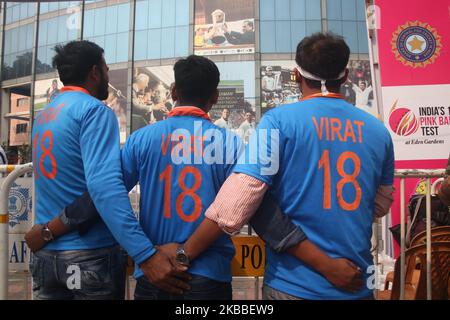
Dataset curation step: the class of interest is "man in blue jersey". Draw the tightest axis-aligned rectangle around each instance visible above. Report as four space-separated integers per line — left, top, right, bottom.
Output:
176 33 395 300
114 55 236 299
27 52 369 298
30 40 189 299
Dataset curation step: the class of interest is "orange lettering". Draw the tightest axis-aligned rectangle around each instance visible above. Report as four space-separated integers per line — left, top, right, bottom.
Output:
343 119 356 143
330 118 344 142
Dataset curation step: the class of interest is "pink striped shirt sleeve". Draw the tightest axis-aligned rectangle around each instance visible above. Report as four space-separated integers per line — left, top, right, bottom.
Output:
205 173 268 235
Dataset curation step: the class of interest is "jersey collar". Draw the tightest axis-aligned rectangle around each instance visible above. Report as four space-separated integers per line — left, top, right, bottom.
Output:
300 92 344 101
60 86 91 96
167 106 211 121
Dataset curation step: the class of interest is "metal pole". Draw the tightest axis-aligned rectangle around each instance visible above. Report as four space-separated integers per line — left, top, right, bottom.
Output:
0 163 33 300
399 178 405 300
425 178 432 300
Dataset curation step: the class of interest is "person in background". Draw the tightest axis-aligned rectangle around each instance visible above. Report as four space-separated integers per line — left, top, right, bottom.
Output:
29 40 188 300
438 155 450 206
214 108 232 130
46 79 60 103
172 33 395 300
0 145 7 165
223 20 255 45
238 111 255 144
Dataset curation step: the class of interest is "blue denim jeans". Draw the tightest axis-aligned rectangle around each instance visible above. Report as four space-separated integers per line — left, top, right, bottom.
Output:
30 245 127 300
134 275 232 300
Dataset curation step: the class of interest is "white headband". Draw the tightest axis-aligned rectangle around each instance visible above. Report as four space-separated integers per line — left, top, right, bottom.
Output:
296 66 346 95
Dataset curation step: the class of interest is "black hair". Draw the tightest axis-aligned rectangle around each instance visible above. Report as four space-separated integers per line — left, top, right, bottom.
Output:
244 20 254 29
295 33 350 90
52 40 105 85
173 55 220 109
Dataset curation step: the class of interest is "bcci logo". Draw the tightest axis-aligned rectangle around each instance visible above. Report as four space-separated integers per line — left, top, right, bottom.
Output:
392 21 442 68
388 100 419 137
8 182 31 228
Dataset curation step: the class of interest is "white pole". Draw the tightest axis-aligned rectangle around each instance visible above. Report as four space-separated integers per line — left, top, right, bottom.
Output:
0 163 33 300
399 178 405 300
425 178 432 300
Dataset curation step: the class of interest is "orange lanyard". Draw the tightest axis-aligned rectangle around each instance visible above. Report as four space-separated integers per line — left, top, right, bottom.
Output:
167 106 211 121
300 92 344 101
59 86 91 95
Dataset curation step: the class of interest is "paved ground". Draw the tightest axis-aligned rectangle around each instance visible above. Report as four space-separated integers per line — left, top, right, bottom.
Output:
7 273 263 300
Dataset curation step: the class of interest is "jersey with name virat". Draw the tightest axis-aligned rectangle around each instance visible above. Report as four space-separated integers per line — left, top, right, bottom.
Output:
32 87 155 265
121 107 242 282
234 96 395 299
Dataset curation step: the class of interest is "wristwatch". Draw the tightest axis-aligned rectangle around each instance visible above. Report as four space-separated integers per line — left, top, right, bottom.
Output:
41 223 54 242
175 244 190 266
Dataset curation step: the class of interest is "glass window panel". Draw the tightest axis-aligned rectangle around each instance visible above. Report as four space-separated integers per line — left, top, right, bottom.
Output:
134 30 148 61
37 46 46 68
275 0 290 20
306 20 322 35
94 7 106 37
28 3 36 18
342 0 357 20
117 4 129 33
148 0 162 29
10 28 19 53
49 2 59 13
57 16 68 43
20 3 28 20
12 5 20 23
357 21 369 53
147 28 161 60
47 45 55 65
26 23 34 50
291 0 306 20
328 20 343 35
106 5 119 34
6 6 12 24
160 27 175 58
175 0 189 26
161 0 176 28
305 0 321 20
276 21 291 52
174 25 189 57
47 18 58 45
104 33 116 64
326 0 342 20
40 2 49 14
342 21 358 53
83 10 95 38
18 26 27 52
356 0 366 21
260 0 275 21
135 0 149 30
68 18 79 41
4 31 12 55
38 20 48 46
93 35 105 50
116 32 129 62
260 21 276 52
290 20 306 51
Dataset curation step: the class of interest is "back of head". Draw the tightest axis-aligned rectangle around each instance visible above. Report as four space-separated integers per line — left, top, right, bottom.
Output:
295 33 350 90
52 40 104 86
173 55 220 109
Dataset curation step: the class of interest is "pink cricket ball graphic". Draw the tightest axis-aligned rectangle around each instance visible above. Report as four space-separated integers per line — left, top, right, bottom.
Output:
388 101 419 136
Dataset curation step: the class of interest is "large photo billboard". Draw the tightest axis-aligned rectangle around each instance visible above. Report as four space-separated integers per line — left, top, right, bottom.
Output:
194 0 255 56
131 62 256 142
260 59 375 116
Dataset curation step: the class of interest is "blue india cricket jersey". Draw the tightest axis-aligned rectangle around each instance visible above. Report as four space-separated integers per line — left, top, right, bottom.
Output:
121 107 241 282
32 86 155 265
234 96 395 299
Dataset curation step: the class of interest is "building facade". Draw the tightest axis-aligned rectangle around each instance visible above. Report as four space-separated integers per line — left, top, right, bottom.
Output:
0 0 373 163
